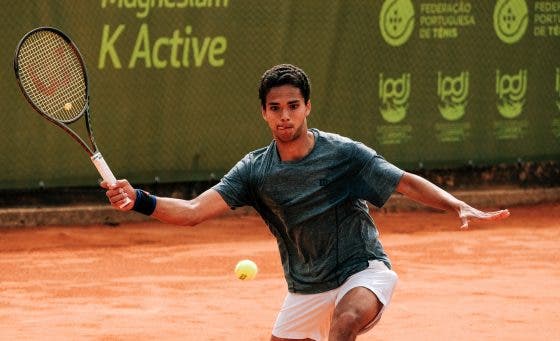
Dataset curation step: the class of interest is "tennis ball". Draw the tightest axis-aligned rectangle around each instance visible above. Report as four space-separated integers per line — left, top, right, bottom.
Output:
64 102 72 111
234 259 258 280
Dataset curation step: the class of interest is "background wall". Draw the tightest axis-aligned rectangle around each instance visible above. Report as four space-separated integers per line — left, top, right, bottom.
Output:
1 0 559 190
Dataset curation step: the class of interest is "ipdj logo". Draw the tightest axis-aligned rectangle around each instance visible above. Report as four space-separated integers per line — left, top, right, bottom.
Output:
496 69 527 119
437 71 469 121
380 0 415 47
379 73 410 123
493 0 529 44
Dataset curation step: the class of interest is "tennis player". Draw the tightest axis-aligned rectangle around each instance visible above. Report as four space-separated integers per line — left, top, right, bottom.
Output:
103 64 510 341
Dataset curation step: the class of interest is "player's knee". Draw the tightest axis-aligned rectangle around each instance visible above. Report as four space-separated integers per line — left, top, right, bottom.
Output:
331 310 362 335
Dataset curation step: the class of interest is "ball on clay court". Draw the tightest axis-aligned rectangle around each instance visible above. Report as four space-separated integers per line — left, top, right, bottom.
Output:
63 102 72 111
235 259 258 280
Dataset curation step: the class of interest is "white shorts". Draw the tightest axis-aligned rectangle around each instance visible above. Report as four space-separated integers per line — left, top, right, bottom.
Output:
271 260 398 341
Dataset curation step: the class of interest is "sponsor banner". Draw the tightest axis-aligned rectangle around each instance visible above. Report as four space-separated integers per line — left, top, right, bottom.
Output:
0 0 558 189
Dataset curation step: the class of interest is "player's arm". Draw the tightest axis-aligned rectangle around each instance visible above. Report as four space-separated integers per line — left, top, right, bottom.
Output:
151 189 230 226
102 180 231 226
395 172 510 229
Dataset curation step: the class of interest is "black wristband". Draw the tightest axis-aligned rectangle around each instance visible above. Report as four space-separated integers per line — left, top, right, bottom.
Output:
133 189 157 216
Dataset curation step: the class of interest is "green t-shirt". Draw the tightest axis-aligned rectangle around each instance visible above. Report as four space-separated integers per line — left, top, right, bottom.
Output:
213 129 404 293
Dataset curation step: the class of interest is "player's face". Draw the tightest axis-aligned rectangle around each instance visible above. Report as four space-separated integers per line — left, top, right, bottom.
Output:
261 85 311 143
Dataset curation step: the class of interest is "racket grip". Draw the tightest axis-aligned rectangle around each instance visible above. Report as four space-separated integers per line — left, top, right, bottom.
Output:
91 152 117 185
91 152 131 208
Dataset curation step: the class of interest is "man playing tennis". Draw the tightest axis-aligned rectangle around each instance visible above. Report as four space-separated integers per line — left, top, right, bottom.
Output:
104 64 510 340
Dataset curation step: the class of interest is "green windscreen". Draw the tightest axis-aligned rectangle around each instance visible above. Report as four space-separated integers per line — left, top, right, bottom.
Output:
1 0 558 189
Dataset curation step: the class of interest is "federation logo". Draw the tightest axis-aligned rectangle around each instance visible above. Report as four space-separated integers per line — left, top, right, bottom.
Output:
437 71 469 121
379 73 411 123
380 0 415 47
493 0 529 44
496 69 527 119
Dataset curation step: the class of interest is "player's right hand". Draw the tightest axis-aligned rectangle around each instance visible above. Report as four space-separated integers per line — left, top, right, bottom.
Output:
101 179 135 211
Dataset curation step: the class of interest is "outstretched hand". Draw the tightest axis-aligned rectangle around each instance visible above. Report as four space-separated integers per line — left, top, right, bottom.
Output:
458 204 510 229
100 179 135 211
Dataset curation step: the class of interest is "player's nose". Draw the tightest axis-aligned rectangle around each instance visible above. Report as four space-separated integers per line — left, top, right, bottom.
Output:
280 108 290 120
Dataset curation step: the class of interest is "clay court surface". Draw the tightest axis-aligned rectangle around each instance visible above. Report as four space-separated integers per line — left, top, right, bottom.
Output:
1 203 559 340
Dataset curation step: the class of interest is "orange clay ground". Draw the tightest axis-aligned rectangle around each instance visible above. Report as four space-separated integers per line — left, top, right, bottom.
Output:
1 203 559 340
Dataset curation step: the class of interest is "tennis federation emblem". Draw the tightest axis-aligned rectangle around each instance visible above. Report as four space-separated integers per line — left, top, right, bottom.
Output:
379 0 415 47
493 0 529 44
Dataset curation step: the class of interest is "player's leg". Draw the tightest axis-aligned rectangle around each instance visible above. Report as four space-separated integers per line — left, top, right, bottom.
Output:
328 287 382 340
329 260 398 340
270 336 314 341
271 290 337 341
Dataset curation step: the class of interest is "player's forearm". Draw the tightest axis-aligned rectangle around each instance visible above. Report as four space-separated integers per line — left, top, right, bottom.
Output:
396 172 464 213
150 197 201 226
149 189 230 226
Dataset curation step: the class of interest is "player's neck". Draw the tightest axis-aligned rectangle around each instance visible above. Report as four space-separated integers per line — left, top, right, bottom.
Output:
276 130 315 162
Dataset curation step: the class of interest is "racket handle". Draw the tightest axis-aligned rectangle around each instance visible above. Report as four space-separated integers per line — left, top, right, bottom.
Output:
91 152 131 208
91 152 117 184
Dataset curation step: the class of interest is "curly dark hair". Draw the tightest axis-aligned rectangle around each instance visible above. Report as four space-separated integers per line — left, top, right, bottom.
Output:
258 64 311 108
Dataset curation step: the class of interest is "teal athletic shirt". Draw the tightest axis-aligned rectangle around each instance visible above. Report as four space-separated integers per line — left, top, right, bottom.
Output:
213 129 404 294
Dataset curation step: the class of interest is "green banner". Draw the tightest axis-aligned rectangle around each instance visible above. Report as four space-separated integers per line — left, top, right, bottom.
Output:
0 0 558 189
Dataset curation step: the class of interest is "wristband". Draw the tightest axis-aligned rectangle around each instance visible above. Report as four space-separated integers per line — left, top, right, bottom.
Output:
133 189 157 215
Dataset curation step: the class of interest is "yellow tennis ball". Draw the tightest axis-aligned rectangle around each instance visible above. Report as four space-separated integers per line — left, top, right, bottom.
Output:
235 259 258 280
64 102 72 111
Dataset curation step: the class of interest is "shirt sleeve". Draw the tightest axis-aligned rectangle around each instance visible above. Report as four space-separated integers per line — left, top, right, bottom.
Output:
349 142 404 208
212 154 254 209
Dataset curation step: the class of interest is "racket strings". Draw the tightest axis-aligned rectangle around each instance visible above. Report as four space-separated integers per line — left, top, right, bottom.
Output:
17 30 86 122
23 34 85 117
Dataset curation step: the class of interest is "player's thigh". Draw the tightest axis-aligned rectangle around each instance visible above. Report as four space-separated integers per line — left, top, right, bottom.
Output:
332 286 382 329
270 336 314 341
272 290 337 340
333 260 398 332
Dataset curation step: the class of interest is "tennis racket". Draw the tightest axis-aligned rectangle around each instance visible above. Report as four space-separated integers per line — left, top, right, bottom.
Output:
14 26 131 207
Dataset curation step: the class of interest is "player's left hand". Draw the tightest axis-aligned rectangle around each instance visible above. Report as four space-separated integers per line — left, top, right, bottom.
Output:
458 204 510 229
101 179 135 211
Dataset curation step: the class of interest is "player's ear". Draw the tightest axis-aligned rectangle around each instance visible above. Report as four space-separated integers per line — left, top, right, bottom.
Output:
305 100 311 117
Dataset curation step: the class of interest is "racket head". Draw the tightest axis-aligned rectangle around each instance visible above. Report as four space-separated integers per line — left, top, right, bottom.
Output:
14 27 89 124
